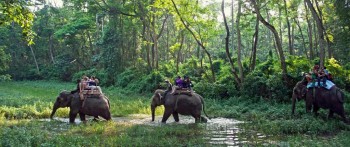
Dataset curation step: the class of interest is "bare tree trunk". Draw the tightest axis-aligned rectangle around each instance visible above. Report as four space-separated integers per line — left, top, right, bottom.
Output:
279 7 283 45
304 1 314 59
314 0 332 58
294 18 308 58
222 0 241 85
291 24 295 54
313 20 318 57
236 0 244 83
176 32 184 73
231 0 235 54
138 1 152 70
284 0 293 55
29 45 39 73
305 0 326 68
171 0 216 81
250 16 259 71
265 7 278 57
48 34 55 64
251 0 288 78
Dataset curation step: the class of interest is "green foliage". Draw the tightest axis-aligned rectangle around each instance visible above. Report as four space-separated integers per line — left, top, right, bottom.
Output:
54 17 92 38
194 82 230 99
241 71 269 101
0 0 35 44
0 46 11 72
286 56 311 76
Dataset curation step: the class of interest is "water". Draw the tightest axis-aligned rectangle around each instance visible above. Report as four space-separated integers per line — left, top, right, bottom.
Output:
44 115 273 146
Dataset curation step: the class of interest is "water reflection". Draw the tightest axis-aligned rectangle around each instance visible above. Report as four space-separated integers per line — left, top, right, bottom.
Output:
44 115 273 146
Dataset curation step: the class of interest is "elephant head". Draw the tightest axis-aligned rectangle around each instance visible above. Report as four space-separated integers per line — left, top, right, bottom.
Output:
151 89 166 121
292 77 308 115
50 91 76 119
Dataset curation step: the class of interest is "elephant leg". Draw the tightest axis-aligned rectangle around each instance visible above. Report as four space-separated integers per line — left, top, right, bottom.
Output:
200 116 208 123
305 100 312 113
161 109 172 123
79 112 86 122
69 111 78 123
313 106 320 116
328 110 334 119
334 106 347 123
191 114 201 123
172 112 179 122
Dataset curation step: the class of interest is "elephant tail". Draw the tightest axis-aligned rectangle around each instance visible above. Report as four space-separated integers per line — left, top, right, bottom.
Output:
336 88 345 103
199 95 210 119
103 94 111 109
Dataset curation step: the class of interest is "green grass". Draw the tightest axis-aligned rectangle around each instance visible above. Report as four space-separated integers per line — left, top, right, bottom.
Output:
1 81 350 146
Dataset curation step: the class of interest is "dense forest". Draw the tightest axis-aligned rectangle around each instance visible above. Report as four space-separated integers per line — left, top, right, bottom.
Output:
1 0 350 146
1 0 350 96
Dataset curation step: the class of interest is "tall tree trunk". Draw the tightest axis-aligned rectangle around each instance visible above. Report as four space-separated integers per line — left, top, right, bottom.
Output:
250 16 259 71
314 0 332 58
305 0 326 68
294 18 308 58
138 2 152 70
265 7 278 57
279 7 283 45
313 20 318 57
291 24 295 55
251 0 288 78
171 0 216 81
48 34 55 64
176 32 184 73
284 0 293 55
231 0 235 54
222 0 241 86
236 0 244 83
304 1 314 59
29 45 39 74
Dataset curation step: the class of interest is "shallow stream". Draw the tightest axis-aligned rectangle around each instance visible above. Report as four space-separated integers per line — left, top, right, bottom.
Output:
45 115 274 146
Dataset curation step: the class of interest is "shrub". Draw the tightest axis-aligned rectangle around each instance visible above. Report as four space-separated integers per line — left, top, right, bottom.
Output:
241 71 268 101
194 82 230 99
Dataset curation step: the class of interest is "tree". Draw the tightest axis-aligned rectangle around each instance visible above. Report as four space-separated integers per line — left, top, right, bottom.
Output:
251 0 288 79
0 0 35 44
221 0 241 85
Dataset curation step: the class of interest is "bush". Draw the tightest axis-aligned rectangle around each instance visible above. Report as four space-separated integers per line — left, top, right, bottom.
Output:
241 71 268 101
194 82 230 99
116 69 165 94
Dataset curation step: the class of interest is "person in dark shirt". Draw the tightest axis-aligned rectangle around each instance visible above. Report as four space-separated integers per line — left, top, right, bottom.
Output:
182 76 193 89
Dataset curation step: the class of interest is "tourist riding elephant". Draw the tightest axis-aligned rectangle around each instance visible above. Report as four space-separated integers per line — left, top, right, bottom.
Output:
292 77 347 122
50 90 111 123
151 88 209 123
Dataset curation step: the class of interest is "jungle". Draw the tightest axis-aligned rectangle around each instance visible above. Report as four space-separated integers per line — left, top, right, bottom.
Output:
1 0 350 146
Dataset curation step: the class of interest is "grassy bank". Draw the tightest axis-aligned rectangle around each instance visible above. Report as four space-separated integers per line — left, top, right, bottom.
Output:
1 81 350 146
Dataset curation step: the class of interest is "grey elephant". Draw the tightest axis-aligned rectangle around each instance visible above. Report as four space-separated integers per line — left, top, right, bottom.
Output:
292 77 347 122
50 91 111 123
151 88 209 123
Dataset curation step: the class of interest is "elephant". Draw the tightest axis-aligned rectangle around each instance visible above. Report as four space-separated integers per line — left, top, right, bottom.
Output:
50 90 111 123
292 77 347 122
151 88 209 123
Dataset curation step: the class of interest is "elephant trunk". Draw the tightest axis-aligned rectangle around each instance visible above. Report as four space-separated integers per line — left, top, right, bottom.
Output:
50 103 59 119
151 105 156 122
292 93 297 115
